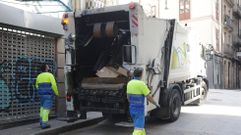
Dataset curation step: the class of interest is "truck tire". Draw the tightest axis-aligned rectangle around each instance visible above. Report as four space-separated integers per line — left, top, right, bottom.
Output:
167 89 181 122
192 81 208 105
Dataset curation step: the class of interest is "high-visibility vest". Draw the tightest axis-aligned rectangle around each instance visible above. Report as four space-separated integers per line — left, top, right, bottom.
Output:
38 83 53 95
36 72 58 96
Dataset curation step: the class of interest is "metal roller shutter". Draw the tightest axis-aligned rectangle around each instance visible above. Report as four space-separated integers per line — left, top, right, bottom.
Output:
0 25 57 124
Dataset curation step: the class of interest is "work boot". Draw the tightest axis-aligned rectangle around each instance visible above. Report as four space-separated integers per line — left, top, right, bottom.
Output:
132 129 146 135
41 123 51 129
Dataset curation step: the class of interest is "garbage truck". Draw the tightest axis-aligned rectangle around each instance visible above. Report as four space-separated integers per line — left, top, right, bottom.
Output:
62 3 209 122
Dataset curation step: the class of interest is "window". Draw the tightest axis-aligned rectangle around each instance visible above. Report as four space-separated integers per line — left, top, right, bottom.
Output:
185 0 190 13
151 6 157 17
180 0 184 14
179 0 191 20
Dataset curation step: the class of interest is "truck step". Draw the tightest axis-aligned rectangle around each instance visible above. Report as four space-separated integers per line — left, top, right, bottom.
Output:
115 121 133 127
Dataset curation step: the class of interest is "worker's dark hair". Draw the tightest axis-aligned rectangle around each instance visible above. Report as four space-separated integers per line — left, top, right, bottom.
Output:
40 64 47 72
133 68 143 78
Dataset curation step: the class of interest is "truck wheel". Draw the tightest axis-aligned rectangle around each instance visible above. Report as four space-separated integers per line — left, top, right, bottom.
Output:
168 89 181 122
192 81 208 105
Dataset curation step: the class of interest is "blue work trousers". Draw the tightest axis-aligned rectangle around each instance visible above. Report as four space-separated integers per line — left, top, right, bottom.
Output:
129 106 145 129
40 95 53 109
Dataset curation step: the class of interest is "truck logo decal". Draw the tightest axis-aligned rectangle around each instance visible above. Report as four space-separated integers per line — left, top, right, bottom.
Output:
171 42 190 69
131 14 138 27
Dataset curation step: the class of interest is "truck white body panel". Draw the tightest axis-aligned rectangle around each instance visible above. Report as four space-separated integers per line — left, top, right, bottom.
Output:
168 25 206 83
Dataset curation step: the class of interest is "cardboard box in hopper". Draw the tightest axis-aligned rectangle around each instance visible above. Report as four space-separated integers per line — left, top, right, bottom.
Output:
115 67 128 77
96 66 128 78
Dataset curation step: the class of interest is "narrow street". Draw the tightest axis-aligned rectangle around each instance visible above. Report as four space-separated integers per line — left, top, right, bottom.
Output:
61 89 241 135
1 1 241 135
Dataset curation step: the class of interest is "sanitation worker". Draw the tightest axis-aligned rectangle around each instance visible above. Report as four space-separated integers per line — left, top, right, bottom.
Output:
127 68 160 135
36 64 58 129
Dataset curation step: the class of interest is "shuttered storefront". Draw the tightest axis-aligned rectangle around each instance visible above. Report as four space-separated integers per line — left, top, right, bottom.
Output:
0 25 57 124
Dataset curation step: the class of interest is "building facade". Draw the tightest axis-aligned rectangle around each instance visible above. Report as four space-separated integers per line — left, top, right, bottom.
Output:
85 0 105 9
158 0 241 89
72 0 118 10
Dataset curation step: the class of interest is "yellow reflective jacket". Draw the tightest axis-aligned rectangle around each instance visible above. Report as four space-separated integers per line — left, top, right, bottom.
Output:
35 72 58 96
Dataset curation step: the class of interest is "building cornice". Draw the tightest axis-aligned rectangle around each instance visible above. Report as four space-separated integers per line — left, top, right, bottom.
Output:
225 0 234 7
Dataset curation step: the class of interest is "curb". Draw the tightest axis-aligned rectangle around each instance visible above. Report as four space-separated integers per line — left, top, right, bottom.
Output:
33 117 104 135
0 116 57 130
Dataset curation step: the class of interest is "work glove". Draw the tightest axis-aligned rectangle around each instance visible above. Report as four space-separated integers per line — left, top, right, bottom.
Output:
155 104 161 109
153 102 161 109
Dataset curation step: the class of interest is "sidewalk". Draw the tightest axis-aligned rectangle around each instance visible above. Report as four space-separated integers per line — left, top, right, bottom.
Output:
0 112 103 135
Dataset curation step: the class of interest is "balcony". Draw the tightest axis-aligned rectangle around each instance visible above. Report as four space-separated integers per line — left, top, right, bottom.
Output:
233 4 241 18
223 44 234 57
237 52 241 57
233 36 241 47
224 15 233 31
226 0 235 7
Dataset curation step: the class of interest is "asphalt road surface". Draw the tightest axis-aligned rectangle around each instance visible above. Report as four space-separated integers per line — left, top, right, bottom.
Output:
61 89 241 135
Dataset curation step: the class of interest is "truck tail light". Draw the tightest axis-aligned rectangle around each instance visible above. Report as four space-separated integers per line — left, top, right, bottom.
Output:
129 2 135 9
61 13 69 25
66 95 72 102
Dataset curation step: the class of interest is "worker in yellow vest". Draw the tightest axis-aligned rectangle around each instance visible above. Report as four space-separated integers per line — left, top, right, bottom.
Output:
127 68 160 135
36 64 58 129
